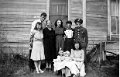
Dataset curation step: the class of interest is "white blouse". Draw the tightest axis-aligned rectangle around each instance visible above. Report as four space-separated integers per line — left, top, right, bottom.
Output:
64 29 73 38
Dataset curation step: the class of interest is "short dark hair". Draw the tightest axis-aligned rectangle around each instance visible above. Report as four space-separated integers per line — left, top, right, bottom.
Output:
34 22 42 30
40 12 47 17
74 18 83 24
54 19 63 28
73 42 82 50
66 21 72 25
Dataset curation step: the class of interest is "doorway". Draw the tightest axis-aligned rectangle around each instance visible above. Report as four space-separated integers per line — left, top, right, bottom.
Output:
49 0 68 28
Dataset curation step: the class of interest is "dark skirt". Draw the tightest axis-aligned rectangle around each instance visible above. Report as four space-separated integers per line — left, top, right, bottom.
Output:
64 38 74 52
56 35 64 55
44 38 56 62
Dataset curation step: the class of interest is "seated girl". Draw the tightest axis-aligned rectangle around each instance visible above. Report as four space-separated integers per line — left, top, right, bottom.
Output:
63 43 86 77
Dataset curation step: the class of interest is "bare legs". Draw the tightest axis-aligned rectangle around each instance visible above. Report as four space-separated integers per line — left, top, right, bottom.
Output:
34 61 39 73
46 60 52 71
34 60 44 73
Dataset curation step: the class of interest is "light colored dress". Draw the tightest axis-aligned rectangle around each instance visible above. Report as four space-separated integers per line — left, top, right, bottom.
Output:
30 30 45 61
69 49 86 76
53 55 72 72
53 49 86 76
53 56 66 72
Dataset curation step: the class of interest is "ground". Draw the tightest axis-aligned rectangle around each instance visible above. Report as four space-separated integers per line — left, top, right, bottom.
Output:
12 62 119 77
13 64 99 77
0 49 119 77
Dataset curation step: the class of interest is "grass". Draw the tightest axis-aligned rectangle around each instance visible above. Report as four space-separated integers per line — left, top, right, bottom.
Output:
0 51 28 77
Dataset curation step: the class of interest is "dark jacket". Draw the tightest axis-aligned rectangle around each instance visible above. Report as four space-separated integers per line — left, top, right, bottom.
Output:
73 26 88 48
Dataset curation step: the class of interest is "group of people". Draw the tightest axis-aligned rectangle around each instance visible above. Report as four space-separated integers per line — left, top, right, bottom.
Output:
29 12 88 77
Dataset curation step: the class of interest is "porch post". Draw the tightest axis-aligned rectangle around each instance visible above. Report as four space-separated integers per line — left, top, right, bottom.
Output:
47 0 50 20
107 0 111 40
68 0 70 20
119 0 120 38
83 0 86 28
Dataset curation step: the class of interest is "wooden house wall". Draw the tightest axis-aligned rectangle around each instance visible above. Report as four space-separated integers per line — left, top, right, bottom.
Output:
0 0 48 54
86 0 108 50
0 0 110 53
68 0 83 27
86 0 108 40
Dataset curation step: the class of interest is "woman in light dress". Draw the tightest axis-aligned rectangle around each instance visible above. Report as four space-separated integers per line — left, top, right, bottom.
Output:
30 22 45 73
69 43 86 77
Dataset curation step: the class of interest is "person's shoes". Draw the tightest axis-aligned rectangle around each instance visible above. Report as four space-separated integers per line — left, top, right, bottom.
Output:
36 70 40 74
71 74 76 77
39 69 44 73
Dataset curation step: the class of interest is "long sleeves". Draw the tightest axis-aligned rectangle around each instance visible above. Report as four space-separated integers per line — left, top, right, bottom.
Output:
43 28 55 39
70 49 84 62
84 29 88 48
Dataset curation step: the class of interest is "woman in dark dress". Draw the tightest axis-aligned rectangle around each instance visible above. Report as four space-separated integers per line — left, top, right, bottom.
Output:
43 20 56 70
54 19 64 55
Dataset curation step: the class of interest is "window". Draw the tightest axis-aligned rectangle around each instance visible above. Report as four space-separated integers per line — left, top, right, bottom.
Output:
49 0 68 28
108 0 119 40
110 0 119 35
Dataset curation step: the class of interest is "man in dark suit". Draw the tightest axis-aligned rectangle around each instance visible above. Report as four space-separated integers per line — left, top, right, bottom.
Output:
73 18 88 62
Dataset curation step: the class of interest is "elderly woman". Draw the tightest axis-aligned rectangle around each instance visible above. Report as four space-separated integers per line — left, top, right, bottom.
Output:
43 20 56 71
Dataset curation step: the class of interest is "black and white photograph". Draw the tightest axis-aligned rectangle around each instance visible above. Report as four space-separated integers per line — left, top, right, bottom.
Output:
0 0 119 77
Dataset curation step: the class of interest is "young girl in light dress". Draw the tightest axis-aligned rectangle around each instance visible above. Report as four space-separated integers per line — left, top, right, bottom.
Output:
30 22 45 73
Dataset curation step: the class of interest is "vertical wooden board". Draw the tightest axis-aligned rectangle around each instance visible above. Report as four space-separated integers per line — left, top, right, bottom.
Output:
69 0 83 28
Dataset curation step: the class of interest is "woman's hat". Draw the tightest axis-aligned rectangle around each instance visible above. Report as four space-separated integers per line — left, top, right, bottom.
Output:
74 18 83 24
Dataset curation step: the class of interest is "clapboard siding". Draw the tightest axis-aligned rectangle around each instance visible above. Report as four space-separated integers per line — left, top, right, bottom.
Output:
86 0 108 51
69 0 83 26
0 0 48 54
86 0 107 38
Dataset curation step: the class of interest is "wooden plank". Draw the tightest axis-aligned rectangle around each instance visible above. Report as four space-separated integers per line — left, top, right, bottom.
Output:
0 18 35 22
87 0 107 2
0 24 31 28
83 0 86 28
0 8 45 13
0 21 31 25
0 1 47 5
0 12 47 15
0 4 47 9
0 0 47 2
0 39 29 43
0 27 30 31
0 14 35 18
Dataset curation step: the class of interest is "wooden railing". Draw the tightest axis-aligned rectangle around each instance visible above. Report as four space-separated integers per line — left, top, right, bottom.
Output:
87 40 119 67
